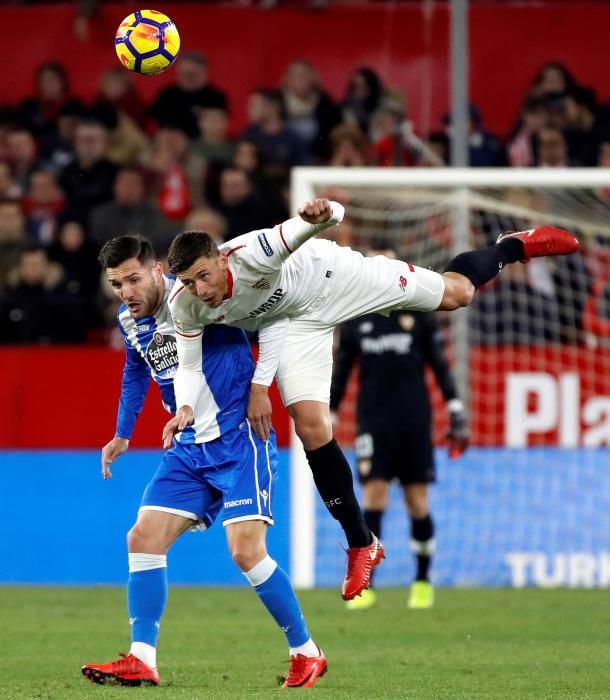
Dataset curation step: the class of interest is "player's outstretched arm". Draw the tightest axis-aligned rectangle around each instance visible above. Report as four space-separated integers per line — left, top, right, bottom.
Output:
238 198 345 273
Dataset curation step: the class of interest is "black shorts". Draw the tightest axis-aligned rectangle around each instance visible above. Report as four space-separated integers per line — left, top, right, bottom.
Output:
354 427 436 486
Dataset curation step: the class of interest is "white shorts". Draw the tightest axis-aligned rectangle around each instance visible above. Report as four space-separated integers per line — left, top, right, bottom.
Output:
276 247 445 406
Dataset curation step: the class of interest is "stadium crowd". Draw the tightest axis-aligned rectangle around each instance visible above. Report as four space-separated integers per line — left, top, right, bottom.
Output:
0 56 609 345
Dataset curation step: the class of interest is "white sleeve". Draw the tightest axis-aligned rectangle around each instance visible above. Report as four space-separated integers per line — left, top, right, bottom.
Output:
251 317 290 386
173 326 204 411
233 201 345 272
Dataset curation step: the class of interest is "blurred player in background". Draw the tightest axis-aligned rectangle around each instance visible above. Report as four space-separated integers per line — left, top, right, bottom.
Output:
82 236 327 689
330 244 469 611
164 198 578 603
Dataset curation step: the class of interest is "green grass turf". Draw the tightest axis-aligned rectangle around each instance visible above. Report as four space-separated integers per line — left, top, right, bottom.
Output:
0 587 609 699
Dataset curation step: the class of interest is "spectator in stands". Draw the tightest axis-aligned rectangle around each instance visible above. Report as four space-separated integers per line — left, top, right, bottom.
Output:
281 59 341 163
5 127 41 192
241 88 307 185
507 97 548 167
443 104 504 167
369 99 444 167
18 62 80 144
216 167 270 240
183 206 227 244
534 126 571 167
22 169 65 245
48 220 102 325
41 100 82 174
0 199 27 294
146 127 204 218
342 67 384 136
192 106 235 204
562 87 603 167
89 167 178 255
0 161 20 200
528 61 578 100
90 98 149 168
58 119 118 223
230 139 288 222
96 67 148 130
150 52 228 138
0 244 87 344
469 261 562 344
327 124 370 167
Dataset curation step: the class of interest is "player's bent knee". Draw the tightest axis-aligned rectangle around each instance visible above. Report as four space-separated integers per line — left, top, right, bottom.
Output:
127 521 168 554
230 540 267 572
439 273 475 310
293 413 333 451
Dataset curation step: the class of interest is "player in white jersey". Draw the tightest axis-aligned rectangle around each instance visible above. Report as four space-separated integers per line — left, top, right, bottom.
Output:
164 198 580 600
82 236 328 689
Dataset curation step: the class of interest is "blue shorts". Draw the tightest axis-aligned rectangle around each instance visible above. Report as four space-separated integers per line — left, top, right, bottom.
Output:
139 421 278 529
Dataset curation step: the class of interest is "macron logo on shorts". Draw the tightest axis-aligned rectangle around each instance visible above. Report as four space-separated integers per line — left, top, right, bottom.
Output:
224 498 253 509
258 232 274 257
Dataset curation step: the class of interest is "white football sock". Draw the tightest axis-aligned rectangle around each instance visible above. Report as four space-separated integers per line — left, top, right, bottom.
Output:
129 641 157 669
289 637 320 658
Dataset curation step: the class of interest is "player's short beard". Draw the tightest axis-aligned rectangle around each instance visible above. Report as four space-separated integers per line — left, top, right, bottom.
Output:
135 274 162 318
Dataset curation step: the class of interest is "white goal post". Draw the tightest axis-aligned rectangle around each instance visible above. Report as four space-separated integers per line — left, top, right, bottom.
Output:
289 167 610 589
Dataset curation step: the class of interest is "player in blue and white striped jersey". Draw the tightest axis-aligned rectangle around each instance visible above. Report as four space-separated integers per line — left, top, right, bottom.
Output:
83 236 327 689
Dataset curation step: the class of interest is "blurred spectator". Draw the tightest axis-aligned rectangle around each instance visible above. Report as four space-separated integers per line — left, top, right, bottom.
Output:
192 106 235 203
41 100 82 173
469 262 562 344
425 131 450 166
21 169 65 245
241 88 307 184
0 244 87 344
507 97 548 167
89 167 178 255
5 128 41 193
48 220 102 324
342 67 384 136
184 206 228 244
96 67 148 130
534 126 571 167
217 167 270 240
528 61 578 100
150 52 228 138
17 62 80 144
0 199 27 293
443 104 504 167
146 127 204 218
369 100 444 167
327 124 370 166
562 87 603 166
0 161 20 200
58 119 118 223
281 59 341 163
230 139 288 222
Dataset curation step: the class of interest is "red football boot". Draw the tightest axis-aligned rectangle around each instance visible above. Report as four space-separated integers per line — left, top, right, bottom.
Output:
282 647 328 688
81 652 160 686
341 534 385 601
497 226 579 262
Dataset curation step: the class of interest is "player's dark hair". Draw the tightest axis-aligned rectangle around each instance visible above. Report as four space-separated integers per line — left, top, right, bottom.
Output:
167 231 219 274
98 235 156 270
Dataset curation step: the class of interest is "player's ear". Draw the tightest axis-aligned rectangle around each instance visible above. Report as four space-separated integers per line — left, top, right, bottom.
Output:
218 253 228 271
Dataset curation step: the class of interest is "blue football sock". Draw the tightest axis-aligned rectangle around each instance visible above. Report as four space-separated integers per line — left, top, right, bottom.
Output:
244 556 310 647
127 553 167 648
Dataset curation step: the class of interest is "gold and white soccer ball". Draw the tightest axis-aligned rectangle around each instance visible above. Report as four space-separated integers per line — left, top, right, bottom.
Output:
115 9 180 76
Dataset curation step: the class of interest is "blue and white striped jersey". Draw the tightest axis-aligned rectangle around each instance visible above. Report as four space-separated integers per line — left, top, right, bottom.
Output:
116 274 254 443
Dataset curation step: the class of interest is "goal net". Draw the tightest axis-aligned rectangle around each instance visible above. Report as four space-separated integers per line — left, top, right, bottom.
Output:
289 168 610 589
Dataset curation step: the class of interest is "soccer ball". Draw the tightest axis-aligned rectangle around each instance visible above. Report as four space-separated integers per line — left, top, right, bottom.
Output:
115 9 180 76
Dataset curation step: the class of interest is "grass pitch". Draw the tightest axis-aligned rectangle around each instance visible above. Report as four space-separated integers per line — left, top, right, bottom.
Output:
0 587 608 699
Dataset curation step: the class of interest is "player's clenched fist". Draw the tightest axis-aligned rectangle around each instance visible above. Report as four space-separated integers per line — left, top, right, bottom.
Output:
162 406 195 449
298 198 333 225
